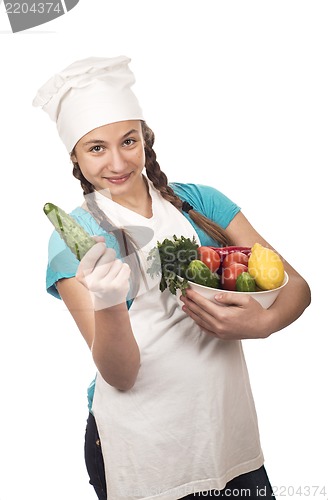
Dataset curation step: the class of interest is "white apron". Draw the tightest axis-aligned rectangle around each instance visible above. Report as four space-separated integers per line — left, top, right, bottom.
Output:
92 180 264 500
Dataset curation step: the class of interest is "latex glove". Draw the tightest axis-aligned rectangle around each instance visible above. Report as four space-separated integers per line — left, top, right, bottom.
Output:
76 241 131 310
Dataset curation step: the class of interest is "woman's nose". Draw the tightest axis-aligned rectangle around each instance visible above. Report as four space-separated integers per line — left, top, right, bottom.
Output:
109 149 127 172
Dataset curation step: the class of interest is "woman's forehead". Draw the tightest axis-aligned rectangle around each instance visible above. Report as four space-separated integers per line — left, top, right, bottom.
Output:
78 120 142 144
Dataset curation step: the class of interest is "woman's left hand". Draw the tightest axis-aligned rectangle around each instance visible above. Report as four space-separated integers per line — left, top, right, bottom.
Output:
180 288 272 340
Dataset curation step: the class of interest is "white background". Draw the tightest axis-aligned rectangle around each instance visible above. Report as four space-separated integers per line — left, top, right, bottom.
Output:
0 1 327 499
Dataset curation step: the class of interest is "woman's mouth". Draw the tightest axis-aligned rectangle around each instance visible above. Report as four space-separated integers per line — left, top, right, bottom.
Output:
105 173 131 184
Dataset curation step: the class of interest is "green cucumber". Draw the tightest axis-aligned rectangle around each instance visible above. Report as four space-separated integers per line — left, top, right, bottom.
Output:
186 259 220 288
236 272 256 292
43 202 96 261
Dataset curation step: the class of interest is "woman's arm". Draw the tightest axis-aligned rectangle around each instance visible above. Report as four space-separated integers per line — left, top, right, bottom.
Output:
180 211 311 340
57 242 140 390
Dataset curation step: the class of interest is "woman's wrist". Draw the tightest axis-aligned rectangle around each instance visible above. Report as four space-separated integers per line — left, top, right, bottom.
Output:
94 302 130 336
92 294 129 311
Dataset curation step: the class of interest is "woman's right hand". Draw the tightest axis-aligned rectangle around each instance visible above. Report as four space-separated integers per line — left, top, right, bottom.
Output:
76 239 131 310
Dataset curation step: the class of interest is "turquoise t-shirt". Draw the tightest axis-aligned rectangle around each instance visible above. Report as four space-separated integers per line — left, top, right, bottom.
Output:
46 183 240 410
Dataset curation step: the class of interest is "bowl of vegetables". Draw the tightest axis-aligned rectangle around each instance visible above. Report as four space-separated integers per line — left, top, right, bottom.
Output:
186 270 289 309
147 237 289 310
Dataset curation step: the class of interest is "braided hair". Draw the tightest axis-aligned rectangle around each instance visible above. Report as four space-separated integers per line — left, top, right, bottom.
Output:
141 122 232 246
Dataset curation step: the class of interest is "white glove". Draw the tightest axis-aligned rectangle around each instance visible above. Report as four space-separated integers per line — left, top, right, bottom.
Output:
76 242 131 310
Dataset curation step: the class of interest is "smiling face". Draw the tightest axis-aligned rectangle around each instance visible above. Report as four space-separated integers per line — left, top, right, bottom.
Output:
72 120 146 203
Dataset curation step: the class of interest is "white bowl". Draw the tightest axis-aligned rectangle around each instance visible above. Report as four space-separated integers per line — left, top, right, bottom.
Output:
185 271 289 309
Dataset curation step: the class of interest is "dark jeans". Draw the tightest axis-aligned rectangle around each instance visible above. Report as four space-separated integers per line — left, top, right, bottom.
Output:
85 412 107 500
84 412 275 500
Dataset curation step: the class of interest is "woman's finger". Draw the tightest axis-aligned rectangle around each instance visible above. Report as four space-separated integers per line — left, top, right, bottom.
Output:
78 244 116 275
92 235 106 243
86 258 125 289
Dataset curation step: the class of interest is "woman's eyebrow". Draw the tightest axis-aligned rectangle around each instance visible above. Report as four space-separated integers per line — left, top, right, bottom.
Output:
82 130 139 147
82 139 107 146
122 129 139 138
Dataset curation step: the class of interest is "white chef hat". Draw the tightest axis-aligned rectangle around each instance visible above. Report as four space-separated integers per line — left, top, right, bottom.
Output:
33 55 144 153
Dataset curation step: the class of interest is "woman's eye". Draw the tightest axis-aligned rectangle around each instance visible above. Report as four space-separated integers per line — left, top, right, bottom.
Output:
91 145 104 152
123 138 136 147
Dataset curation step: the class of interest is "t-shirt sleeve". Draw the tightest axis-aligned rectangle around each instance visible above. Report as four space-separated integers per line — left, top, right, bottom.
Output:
169 183 240 246
46 209 120 300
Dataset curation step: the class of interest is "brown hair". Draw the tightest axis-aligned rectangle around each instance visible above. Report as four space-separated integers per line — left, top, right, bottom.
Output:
141 122 232 246
72 121 232 247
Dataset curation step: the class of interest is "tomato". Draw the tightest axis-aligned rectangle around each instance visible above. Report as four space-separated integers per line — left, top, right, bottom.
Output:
197 246 222 272
222 251 249 269
221 262 248 291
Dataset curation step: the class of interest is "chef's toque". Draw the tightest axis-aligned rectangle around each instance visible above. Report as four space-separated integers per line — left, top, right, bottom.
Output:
33 55 144 153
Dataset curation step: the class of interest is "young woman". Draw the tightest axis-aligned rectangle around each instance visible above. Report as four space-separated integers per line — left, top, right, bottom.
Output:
34 56 311 500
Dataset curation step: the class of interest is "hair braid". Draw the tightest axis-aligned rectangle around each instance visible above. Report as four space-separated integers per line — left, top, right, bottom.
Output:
72 162 93 195
141 123 183 210
141 122 233 246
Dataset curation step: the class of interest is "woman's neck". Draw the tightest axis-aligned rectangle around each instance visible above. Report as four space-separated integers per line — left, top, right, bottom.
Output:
111 175 153 218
